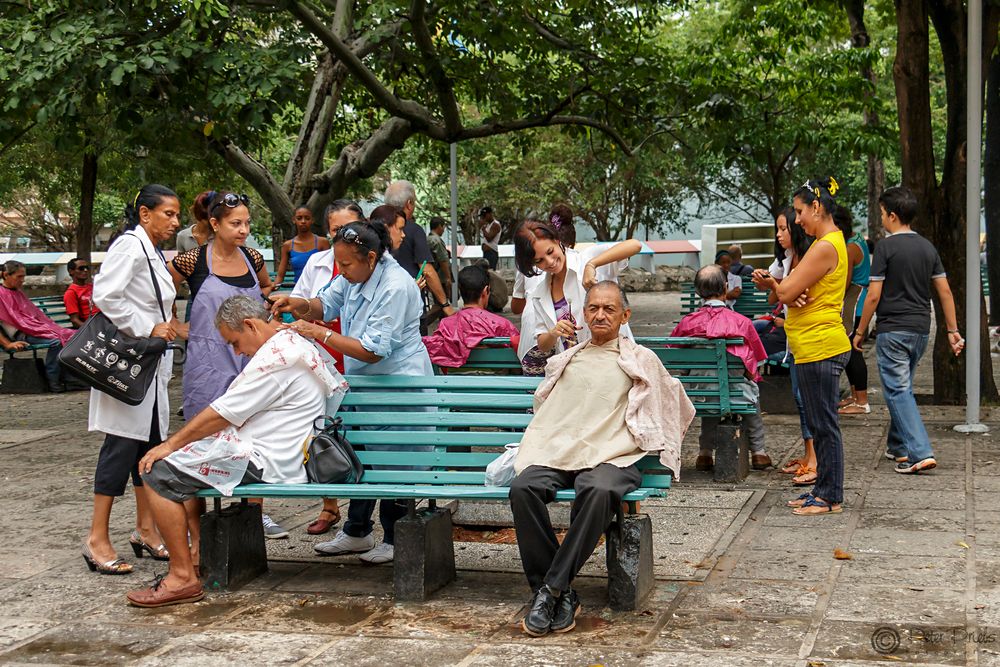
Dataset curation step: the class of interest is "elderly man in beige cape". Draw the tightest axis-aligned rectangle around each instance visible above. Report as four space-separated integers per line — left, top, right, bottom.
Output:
510 281 694 637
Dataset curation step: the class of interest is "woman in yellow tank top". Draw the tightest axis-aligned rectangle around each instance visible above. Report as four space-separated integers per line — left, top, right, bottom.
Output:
752 177 851 516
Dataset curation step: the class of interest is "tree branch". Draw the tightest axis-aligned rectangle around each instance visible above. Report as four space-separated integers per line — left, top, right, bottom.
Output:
409 0 462 137
288 0 439 132
208 137 295 227
458 114 633 155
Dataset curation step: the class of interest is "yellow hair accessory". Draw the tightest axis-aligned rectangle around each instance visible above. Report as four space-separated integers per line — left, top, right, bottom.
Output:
813 187 822 198
133 190 141 209
828 176 840 196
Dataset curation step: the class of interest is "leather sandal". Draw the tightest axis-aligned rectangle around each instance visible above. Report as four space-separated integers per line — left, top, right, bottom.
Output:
792 467 817 486
129 530 170 561
838 402 871 415
307 508 341 535
127 574 204 608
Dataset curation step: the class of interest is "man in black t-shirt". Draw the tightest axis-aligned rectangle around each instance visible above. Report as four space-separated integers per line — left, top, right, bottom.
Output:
383 181 455 333
853 186 964 475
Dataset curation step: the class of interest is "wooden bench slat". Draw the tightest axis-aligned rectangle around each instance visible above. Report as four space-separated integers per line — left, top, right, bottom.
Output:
339 412 533 428
342 392 535 408
349 431 522 446
197 483 667 500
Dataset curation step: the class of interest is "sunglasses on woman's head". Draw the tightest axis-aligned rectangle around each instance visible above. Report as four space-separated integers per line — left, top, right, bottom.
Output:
210 193 251 216
337 227 365 246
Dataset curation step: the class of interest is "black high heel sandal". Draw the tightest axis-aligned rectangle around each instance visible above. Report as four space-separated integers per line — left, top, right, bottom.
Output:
129 530 170 561
82 545 133 575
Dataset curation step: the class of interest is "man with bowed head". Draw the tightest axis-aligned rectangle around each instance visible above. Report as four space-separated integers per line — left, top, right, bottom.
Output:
509 281 694 637
126 296 343 608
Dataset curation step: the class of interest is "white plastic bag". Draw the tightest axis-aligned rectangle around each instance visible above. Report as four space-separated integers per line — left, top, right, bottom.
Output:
165 427 253 496
485 443 520 487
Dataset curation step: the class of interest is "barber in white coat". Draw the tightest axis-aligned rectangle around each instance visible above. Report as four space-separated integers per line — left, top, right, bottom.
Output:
511 219 640 374
83 185 187 575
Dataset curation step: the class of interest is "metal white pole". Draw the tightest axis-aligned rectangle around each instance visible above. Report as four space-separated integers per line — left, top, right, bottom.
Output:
449 143 459 305
957 0 988 433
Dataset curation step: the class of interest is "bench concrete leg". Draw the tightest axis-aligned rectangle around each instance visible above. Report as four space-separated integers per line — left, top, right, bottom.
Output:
393 507 456 601
713 416 749 483
606 514 654 611
200 501 268 591
0 357 47 394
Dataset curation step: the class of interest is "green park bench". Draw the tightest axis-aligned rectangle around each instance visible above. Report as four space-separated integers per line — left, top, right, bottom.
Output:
453 336 757 481
680 278 773 320
196 374 670 610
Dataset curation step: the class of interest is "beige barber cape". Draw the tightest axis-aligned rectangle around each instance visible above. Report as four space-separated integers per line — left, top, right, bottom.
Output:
515 338 644 473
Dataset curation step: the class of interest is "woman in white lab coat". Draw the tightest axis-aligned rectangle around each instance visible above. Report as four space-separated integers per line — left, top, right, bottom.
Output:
84 184 186 574
512 219 640 375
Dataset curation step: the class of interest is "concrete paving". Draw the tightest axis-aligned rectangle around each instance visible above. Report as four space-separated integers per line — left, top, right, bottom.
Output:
2 291 1000 665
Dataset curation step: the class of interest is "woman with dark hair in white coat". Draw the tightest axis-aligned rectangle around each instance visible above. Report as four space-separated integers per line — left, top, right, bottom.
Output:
83 184 187 574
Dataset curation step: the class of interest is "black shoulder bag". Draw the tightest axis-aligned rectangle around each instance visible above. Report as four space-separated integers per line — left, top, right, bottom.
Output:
58 234 170 406
304 416 364 484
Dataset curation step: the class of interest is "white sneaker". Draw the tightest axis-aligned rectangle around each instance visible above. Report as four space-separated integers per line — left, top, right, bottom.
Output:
314 530 375 556
359 542 394 564
262 514 289 539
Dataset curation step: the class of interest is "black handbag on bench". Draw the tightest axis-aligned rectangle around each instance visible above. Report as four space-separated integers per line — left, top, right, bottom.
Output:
304 416 364 484
57 234 170 406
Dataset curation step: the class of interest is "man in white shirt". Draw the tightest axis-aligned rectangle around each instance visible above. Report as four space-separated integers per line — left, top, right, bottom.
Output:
125 296 341 609
479 206 501 270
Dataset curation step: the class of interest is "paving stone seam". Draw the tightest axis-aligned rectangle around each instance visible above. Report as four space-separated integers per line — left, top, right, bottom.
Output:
639 487 776 651
794 419 884 662
965 434 979 666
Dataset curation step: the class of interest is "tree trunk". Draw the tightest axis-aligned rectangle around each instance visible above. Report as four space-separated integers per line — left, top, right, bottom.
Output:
986 49 1000 324
844 0 887 242
896 0 999 404
282 53 347 220
76 151 97 261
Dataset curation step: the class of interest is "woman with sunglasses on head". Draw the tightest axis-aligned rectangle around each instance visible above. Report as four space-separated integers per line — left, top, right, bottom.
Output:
84 184 186 574
753 177 851 516
170 192 272 421
511 218 640 375
269 218 432 565
274 206 330 288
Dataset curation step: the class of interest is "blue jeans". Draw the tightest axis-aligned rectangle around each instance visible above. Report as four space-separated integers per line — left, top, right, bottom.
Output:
788 355 814 441
796 352 850 505
876 331 934 463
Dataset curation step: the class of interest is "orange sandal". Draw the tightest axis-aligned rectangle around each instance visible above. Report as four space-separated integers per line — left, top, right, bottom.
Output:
781 458 804 474
792 467 817 486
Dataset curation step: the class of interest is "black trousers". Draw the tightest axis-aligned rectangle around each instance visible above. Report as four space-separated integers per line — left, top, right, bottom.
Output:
94 402 161 496
509 463 642 593
342 499 409 545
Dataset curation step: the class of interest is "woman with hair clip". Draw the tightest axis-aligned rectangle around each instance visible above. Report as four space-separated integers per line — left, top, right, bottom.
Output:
84 184 186 574
511 205 577 317
274 206 329 288
287 198 365 536
756 208 819 484
269 217 432 565
512 218 640 376
175 190 216 253
753 177 852 515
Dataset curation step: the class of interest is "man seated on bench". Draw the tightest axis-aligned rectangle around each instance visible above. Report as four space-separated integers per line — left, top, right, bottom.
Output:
125 295 342 608
670 265 769 470
422 264 519 368
510 281 694 637
0 260 75 391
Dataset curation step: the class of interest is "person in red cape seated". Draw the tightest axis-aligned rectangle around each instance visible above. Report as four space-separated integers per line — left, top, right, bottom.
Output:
422 264 520 368
509 281 694 637
125 295 342 608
